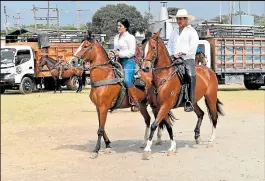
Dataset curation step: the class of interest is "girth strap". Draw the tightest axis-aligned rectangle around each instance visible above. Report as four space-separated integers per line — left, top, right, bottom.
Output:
91 78 123 87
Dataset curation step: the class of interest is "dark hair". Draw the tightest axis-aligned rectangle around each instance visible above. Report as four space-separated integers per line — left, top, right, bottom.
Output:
117 18 130 31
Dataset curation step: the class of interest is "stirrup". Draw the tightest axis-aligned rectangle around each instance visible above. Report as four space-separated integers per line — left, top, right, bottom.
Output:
184 101 194 112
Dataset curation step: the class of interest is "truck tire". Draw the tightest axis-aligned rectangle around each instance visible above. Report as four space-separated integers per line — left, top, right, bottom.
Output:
66 76 79 90
19 77 34 94
1 87 6 94
244 81 261 90
86 76 91 85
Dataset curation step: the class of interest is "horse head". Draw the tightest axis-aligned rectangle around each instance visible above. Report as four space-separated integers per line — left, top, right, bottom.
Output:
73 33 98 64
141 28 170 71
195 52 207 66
38 57 48 71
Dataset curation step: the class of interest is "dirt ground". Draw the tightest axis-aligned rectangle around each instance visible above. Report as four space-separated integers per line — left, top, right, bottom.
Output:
1 85 264 181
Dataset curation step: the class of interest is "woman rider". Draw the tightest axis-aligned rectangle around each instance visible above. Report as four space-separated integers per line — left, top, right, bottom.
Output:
113 18 139 108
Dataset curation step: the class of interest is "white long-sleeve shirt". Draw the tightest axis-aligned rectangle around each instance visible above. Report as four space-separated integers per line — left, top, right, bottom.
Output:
114 31 136 58
167 25 199 60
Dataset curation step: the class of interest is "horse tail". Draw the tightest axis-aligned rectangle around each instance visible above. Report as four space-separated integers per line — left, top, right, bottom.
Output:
216 98 225 116
204 98 225 125
158 111 177 130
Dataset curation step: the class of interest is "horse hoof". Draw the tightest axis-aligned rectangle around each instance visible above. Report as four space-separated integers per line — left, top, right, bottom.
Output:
167 151 176 156
90 152 99 159
155 140 163 145
142 151 151 160
104 148 112 154
195 137 202 144
206 142 214 148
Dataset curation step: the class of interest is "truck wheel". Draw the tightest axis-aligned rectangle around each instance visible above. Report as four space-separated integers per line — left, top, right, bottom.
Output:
244 81 261 90
1 87 6 94
66 76 79 90
19 77 33 94
86 76 91 85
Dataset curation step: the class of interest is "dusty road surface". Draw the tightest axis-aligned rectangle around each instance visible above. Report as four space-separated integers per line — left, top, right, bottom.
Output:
1 85 264 181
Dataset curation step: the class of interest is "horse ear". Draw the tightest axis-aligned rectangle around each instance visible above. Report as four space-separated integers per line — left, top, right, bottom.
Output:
153 29 161 40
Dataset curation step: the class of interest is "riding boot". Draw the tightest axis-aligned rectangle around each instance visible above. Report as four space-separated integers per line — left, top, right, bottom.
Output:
127 86 140 108
184 59 196 112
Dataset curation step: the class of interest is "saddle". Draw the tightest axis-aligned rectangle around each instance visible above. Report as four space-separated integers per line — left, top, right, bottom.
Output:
90 54 146 112
170 56 191 109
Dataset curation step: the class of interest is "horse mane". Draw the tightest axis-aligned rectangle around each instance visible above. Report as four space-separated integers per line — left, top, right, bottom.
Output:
157 37 172 62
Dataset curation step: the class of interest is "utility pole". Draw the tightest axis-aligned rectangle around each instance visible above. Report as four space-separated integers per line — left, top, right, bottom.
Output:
77 1 90 30
4 5 9 35
13 9 23 28
219 1 222 23
238 1 242 25
31 4 59 29
148 1 151 24
47 1 50 27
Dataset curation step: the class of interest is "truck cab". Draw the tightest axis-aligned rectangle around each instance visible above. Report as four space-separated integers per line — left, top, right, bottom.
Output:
0 45 36 94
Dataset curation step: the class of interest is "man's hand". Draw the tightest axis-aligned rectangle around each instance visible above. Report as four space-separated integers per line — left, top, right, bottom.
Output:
115 50 120 56
174 52 186 59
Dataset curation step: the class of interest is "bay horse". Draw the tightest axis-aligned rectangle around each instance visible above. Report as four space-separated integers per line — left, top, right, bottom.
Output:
141 29 224 160
73 34 176 159
195 51 207 66
38 56 84 93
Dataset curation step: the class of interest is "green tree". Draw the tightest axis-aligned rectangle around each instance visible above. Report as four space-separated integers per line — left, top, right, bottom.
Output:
91 4 147 40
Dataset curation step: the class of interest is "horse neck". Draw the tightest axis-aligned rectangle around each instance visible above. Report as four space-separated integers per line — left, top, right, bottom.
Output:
89 44 113 80
40 57 54 70
91 43 109 66
156 40 172 68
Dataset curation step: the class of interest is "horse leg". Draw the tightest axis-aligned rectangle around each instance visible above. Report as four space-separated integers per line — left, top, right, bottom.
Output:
102 131 112 154
150 105 163 145
138 103 151 149
91 107 108 159
54 78 57 93
76 76 82 93
59 79 62 93
143 104 175 160
193 103 204 144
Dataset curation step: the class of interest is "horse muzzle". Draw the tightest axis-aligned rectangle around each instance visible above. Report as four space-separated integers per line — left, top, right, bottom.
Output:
142 66 151 72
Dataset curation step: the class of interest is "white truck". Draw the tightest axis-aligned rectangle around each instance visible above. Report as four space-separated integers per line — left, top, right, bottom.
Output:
1 45 37 94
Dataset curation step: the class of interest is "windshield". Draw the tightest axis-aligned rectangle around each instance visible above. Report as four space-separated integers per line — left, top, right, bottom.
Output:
1 48 16 64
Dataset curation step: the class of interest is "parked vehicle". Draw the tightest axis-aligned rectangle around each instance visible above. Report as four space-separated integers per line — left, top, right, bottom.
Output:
0 28 91 94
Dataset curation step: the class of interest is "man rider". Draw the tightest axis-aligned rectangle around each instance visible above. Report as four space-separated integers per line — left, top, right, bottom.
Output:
167 9 199 112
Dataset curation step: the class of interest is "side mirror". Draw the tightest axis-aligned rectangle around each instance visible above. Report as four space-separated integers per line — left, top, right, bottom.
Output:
14 56 18 65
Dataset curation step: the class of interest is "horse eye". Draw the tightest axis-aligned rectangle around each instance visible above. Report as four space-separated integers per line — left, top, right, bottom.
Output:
152 46 155 50
84 45 88 48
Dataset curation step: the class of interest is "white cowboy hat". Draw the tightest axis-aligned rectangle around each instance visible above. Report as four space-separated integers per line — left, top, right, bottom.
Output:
169 9 196 22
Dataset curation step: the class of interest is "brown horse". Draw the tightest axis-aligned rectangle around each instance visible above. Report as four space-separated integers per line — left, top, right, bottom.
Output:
195 51 207 66
141 29 224 159
73 35 176 159
38 56 84 93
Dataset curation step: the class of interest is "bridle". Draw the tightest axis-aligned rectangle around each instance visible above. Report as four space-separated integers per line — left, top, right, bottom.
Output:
73 41 111 70
142 37 184 71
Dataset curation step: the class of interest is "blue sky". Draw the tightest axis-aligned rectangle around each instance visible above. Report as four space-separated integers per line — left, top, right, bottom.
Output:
1 1 265 29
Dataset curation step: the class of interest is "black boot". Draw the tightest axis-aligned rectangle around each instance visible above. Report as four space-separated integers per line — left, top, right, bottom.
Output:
185 75 196 112
127 86 140 108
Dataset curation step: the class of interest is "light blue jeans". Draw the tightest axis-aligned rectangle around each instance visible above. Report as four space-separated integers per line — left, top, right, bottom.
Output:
120 58 136 88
